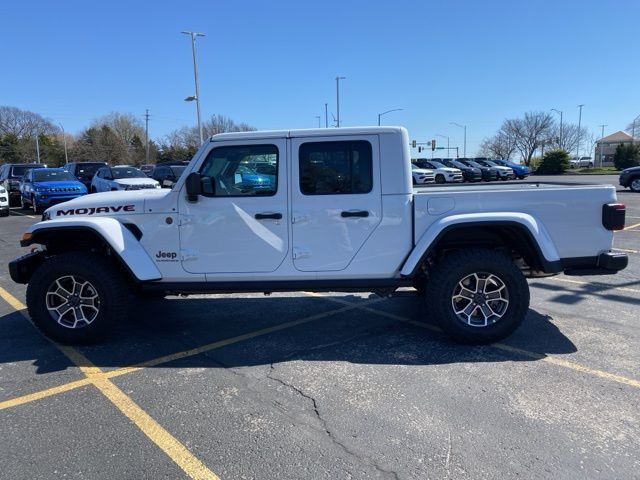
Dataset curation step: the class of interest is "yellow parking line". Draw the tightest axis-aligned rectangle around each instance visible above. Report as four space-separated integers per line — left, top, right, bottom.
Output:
0 289 376 411
0 287 220 480
622 222 640 231
0 378 94 410
307 293 640 390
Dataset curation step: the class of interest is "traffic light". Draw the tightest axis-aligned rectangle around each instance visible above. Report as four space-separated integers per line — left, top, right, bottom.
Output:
412 140 416 148
418 146 423 153
431 139 436 151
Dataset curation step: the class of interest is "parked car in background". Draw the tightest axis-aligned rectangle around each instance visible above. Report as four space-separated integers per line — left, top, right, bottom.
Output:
413 159 463 184
410 164 436 185
91 166 160 192
150 163 188 188
440 158 483 182
0 163 47 206
570 157 593 168
138 164 156 176
458 159 498 181
63 162 107 190
492 159 530 179
473 158 515 181
619 166 640 192
0 185 9 216
20 168 87 213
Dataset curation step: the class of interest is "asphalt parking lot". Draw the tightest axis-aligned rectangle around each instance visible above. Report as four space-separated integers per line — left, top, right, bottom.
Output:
0 175 638 479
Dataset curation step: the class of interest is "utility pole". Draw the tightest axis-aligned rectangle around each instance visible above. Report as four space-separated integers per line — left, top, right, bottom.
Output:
598 124 607 167
551 109 563 149
59 123 68 164
436 134 449 157
336 76 345 127
182 31 205 145
144 109 150 163
576 104 584 160
324 103 328 128
35 134 41 163
451 122 467 157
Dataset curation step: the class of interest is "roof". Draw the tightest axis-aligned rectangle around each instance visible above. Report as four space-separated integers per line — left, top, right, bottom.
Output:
599 130 635 143
209 126 406 142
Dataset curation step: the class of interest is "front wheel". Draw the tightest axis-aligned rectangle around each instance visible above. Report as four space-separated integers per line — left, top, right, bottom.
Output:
31 195 41 214
26 252 130 344
630 178 640 192
423 248 529 344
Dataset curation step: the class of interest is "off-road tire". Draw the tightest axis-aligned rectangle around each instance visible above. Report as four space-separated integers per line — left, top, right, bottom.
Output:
26 252 129 344
424 248 529 344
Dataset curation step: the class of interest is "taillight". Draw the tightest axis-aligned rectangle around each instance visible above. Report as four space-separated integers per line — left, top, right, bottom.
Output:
602 203 626 231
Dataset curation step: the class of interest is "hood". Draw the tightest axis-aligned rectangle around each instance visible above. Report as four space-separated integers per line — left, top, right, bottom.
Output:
412 168 434 174
114 178 159 186
490 166 512 172
623 166 640 173
33 180 86 191
437 167 460 173
43 189 170 219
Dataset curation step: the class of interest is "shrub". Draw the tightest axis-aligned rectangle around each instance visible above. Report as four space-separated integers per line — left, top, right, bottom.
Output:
613 144 640 170
536 149 570 174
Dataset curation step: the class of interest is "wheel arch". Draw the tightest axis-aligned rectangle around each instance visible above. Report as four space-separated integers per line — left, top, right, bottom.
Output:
21 218 161 283
401 214 562 277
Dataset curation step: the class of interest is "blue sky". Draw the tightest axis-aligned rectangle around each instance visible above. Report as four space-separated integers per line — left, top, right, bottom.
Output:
1 0 639 157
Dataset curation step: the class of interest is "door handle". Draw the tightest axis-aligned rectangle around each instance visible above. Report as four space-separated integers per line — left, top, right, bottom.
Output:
255 212 283 220
341 210 369 218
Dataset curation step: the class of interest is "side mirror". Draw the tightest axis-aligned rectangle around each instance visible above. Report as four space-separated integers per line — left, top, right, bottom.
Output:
185 172 202 202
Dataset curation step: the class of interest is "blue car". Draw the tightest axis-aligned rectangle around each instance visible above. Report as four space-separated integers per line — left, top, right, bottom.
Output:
20 168 88 213
493 159 530 179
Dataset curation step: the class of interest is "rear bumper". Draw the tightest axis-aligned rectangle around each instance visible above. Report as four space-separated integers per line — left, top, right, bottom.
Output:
562 252 628 276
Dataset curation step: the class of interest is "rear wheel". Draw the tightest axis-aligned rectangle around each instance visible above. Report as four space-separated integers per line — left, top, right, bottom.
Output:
26 252 129 344
423 248 529 344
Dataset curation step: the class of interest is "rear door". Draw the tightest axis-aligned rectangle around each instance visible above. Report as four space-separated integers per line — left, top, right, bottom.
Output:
290 135 382 271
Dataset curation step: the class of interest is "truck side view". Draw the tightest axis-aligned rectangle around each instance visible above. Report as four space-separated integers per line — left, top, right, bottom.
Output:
9 127 628 345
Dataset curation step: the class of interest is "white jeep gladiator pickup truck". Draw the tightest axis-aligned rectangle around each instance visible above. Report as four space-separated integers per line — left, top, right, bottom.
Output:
9 127 628 345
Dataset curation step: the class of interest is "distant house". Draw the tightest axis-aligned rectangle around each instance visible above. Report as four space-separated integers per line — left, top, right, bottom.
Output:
594 131 638 166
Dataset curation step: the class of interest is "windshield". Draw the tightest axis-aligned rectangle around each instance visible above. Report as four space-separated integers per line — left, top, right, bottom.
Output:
465 160 483 168
112 167 145 179
11 165 44 178
169 166 187 177
429 161 446 168
450 160 466 169
75 164 104 176
482 160 498 167
33 170 76 182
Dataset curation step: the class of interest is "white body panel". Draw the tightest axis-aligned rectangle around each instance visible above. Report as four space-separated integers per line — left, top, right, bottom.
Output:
29 127 620 285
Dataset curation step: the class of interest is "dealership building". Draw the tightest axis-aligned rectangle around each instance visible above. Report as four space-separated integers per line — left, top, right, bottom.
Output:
595 131 638 165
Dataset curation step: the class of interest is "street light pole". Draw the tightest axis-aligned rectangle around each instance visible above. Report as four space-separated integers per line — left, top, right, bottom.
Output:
551 109 563 149
598 124 607 167
35 134 41 164
315 116 321 128
451 122 467 157
436 134 449 156
335 76 345 127
576 104 584 160
377 108 403 126
144 109 150 163
182 31 205 145
324 103 328 128
59 123 68 164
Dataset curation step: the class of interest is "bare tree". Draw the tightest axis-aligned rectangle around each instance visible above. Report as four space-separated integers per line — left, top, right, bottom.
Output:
478 131 517 160
502 111 554 165
545 123 590 154
0 106 58 138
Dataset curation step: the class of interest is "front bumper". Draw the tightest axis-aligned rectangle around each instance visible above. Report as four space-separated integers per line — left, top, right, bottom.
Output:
35 193 85 207
9 251 45 284
563 252 628 276
619 175 629 187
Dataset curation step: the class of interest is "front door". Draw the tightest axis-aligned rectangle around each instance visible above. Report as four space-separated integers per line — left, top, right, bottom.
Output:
290 135 382 271
178 139 288 274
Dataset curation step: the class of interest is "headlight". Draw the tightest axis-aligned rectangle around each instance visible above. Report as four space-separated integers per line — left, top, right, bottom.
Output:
125 185 139 190
36 187 49 193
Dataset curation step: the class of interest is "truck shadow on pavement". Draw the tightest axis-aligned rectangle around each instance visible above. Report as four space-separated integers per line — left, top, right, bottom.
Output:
531 280 640 307
0 294 577 376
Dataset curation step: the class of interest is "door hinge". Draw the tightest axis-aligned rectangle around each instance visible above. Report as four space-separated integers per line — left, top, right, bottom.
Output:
180 249 198 261
292 247 311 260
